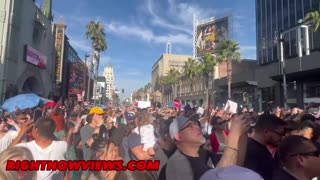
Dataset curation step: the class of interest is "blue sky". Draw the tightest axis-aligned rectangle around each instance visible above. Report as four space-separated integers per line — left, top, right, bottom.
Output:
38 0 256 99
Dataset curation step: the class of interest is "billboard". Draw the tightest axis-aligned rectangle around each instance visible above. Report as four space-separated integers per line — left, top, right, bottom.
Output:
55 24 66 82
196 16 229 57
68 61 86 95
24 45 47 69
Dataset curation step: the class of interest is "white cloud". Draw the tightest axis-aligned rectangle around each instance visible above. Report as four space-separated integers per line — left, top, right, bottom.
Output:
145 0 231 35
145 0 193 35
240 45 256 51
105 21 192 46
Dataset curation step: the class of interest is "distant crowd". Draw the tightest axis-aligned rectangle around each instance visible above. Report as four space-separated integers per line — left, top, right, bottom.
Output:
0 102 319 180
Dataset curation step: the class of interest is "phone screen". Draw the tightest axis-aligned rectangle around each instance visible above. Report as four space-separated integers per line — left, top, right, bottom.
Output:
34 109 43 122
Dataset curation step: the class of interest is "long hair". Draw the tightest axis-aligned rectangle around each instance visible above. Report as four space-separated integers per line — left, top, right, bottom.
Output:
0 147 36 180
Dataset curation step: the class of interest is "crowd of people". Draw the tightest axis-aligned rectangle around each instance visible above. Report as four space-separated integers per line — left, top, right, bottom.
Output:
0 101 319 180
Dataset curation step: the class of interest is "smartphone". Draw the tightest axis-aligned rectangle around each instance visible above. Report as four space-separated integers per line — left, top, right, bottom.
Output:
34 109 43 122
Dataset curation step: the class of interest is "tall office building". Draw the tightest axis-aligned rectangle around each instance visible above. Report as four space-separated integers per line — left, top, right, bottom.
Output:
103 63 115 100
256 0 320 64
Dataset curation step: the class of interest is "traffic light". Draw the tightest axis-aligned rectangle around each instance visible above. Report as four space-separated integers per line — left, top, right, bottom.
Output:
122 89 124 93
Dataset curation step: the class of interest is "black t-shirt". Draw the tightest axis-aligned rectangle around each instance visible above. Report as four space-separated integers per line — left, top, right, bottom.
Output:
182 149 213 180
272 168 298 180
163 148 176 159
244 138 275 180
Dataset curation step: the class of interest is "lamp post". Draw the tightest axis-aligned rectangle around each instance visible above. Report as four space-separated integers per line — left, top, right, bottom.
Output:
87 54 93 102
84 54 89 101
278 20 310 109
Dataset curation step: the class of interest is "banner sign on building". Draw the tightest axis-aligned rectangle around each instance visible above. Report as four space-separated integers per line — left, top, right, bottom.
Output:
68 61 86 95
196 16 229 57
55 24 66 82
24 45 47 69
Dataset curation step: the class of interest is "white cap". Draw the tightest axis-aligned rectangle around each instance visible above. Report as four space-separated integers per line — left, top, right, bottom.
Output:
200 166 263 180
81 115 88 120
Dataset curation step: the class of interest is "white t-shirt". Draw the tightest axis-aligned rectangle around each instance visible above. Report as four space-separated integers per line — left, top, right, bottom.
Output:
0 130 18 153
133 124 155 151
16 140 67 180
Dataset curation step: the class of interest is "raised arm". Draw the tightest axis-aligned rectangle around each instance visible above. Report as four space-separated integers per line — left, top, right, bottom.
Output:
216 114 250 168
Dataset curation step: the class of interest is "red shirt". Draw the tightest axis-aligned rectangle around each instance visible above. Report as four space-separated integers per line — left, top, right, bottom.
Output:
209 130 229 153
51 112 65 132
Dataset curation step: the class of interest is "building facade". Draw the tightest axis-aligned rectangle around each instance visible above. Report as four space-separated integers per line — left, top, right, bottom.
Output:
256 0 320 65
256 0 320 109
177 60 256 107
151 54 192 102
93 76 106 104
104 63 114 100
0 0 56 103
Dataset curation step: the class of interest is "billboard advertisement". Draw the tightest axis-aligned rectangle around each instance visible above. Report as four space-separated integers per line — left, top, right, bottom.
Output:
196 16 229 57
24 45 47 69
55 24 66 82
68 61 86 95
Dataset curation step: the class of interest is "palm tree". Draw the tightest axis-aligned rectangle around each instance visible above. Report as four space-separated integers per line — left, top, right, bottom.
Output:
158 75 168 103
305 10 320 31
166 69 181 100
86 21 107 103
183 58 200 96
184 58 200 79
144 83 151 92
217 40 241 100
198 53 219 108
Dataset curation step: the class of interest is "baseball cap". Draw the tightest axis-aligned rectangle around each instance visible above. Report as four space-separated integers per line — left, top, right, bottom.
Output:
81 115 88 120
89 106 105 115
200 166 263 180
169 113 200 140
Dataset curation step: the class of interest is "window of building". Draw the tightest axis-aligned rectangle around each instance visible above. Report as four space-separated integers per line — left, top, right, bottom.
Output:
312 0 319 10
289 1 296 27
304 0 311 16
290 31 297 57
267 0 272 63
283 0 289 29
277 0 283 31
296 0 303 21
256 0 262 63
305 82 320 98
284 34 290 59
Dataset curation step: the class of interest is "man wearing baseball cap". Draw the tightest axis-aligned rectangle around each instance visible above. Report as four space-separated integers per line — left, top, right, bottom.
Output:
165 113 251 180
80 106 105 180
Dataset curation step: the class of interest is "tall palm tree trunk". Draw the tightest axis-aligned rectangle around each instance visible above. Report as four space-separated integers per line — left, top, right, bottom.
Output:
93 51 100 105
205 75 210 109
227 59 232 100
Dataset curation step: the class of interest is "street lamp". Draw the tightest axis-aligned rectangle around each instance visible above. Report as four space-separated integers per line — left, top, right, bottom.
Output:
278 20 310 109
84 54 89 101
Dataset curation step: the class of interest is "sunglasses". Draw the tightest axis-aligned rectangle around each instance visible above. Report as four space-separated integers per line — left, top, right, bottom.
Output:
289 150 320 158
180 121 200 132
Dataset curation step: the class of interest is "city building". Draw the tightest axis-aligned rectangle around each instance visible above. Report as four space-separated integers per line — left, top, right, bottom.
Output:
85 56 95 102
151 54 192 102
93 76 106 104
255 0 320 109
54 22 90 105
104 63 115 100
168 60 256 107
0 0 56 103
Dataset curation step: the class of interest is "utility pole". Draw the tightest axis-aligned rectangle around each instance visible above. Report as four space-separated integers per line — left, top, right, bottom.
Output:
87 54 92 102
278 20 310 109
84 54 89 101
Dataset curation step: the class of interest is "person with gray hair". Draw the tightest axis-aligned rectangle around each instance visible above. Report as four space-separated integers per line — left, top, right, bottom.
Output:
165 113 251 180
